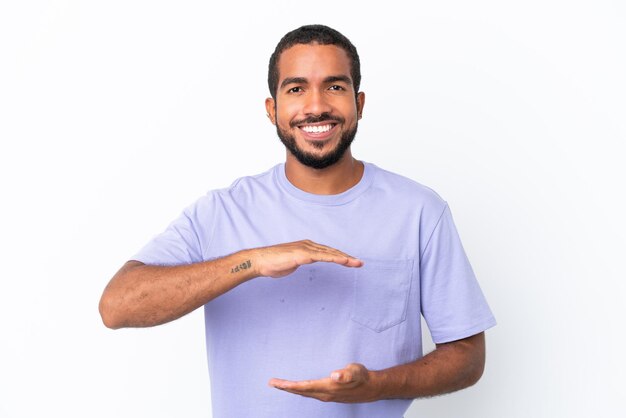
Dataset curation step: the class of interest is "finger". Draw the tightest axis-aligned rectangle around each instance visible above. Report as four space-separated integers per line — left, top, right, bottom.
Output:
313 253 360 266
269 377 332 392
279 388 331 401
324 251 363 266
269 380 336 402
268 377 290 389
308 250 363 267
331 369 353 384
305 241 363 262
324 248 362 263
273 386 330 401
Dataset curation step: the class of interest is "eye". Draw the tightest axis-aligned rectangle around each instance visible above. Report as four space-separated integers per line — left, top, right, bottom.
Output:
329 85 345 91
288 86 303 93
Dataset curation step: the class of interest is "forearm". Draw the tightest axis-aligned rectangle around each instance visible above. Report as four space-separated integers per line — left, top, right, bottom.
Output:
99 250 256 329
99 239 362 329
371 332 486 400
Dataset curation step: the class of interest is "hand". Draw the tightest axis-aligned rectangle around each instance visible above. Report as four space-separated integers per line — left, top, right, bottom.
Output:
251 240 363 278
268 363 380 403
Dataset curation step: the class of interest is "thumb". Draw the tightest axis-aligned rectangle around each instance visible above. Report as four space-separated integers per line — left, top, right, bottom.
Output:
330 369 352 384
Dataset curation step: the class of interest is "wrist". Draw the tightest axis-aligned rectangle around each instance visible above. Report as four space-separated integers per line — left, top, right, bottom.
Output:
227 249 258 282
367 369 389 401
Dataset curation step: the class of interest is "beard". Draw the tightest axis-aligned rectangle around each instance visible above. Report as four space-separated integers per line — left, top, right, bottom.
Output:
276 115 358 170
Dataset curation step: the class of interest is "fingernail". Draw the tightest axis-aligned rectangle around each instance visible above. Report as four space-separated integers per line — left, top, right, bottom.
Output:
331 372 341 381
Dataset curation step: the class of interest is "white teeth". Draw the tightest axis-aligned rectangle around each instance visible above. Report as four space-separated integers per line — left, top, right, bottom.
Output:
301 124 333 133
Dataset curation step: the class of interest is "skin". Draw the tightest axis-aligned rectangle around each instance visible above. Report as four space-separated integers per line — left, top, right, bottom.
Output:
269 333 485 402
99 42 487 403
99 240 362 329
265 44 365 194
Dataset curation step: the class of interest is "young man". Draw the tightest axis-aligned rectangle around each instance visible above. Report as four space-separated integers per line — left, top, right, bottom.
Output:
100 24 496 418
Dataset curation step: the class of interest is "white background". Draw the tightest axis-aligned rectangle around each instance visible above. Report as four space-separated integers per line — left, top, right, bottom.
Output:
1 1 624 417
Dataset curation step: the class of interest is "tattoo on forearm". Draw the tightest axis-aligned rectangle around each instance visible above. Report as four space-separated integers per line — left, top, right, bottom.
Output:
231 260 252 274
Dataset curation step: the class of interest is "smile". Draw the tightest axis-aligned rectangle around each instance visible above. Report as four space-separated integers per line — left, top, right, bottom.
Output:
299 124 335 134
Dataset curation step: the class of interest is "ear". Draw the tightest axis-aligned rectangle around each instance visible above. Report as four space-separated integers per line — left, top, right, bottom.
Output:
356 91 365 120
265 97 276 125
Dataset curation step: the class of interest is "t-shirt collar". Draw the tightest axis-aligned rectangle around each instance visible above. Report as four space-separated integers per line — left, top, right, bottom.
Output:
275 161 375 206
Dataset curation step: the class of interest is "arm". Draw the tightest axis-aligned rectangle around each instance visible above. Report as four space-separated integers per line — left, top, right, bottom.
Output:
373 331 485 399
98 240 362 329
269 332 486 402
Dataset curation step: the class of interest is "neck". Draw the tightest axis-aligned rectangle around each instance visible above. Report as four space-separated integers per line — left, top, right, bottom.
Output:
284 150 364 195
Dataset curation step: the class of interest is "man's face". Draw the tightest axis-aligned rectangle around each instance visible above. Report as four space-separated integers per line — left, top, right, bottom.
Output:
266 44 365 169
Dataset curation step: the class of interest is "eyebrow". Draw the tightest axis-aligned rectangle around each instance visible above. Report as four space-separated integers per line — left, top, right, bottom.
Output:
280 75 353 89
324 75 352 85
280 77 308 89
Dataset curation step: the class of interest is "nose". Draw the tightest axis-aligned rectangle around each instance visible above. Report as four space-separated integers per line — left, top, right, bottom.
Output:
303 89 332 116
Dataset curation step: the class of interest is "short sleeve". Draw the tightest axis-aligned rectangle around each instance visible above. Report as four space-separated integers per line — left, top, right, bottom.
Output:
420 204 496 343
131 197 214 266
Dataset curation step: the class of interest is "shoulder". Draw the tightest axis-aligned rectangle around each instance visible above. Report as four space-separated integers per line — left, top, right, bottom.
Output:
188 165 279 212
223 165 278 196
367 163 447 211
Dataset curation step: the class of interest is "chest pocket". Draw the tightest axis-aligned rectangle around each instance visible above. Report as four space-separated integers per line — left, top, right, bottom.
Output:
351 259 414 332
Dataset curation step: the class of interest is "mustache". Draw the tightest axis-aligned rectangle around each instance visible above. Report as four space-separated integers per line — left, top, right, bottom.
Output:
290 113 344 128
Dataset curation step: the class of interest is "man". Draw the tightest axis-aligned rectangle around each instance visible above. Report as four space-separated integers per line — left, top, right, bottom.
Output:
100 24 496 417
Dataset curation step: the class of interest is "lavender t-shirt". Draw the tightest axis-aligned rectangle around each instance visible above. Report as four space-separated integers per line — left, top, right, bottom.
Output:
133 162 496 418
